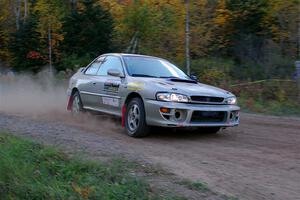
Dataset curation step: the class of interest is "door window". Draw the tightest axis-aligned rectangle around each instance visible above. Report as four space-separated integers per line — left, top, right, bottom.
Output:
85 57 104 75
97 56 123 76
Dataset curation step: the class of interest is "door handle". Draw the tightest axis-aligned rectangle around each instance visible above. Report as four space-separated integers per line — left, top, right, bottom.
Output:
92 82 96 85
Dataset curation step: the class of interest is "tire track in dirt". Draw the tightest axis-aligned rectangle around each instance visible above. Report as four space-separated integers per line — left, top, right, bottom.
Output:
0 112 299 200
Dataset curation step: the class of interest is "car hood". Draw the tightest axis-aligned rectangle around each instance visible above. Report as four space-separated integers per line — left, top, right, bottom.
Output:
151 78 233 98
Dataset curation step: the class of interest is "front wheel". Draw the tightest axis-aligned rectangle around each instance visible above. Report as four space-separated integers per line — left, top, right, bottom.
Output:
125 98 149 138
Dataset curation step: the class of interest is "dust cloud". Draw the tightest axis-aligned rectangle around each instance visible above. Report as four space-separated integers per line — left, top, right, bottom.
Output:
0 70 120 132
0 71 68 117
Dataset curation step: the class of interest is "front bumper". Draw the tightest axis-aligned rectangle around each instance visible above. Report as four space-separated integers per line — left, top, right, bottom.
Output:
144 99 240 127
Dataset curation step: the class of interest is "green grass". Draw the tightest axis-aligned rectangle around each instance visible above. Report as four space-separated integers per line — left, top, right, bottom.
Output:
238 97 300 117
0 133 182 200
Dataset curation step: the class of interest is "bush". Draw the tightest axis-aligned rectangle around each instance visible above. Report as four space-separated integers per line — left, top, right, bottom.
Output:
231 55 295 81
191 57 234 86
231 61 266 81
233 80 300 116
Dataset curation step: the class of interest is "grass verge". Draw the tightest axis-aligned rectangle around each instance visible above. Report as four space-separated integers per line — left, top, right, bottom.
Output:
0 133 183 200
238 97 300 117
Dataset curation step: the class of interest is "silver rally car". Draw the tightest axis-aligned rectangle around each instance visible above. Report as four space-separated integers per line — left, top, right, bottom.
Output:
67 53 240 137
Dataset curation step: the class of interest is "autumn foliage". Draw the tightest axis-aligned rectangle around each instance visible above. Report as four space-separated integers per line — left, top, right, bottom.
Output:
0 0 298 82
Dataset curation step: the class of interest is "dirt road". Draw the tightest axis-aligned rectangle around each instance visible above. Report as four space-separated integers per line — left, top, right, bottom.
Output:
0 112 299 200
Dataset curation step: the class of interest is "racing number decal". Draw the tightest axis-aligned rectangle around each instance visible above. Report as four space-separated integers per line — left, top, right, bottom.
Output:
102 97 119 107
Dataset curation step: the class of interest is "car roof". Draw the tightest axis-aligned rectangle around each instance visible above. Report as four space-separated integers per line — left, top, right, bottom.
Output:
102 53 163 60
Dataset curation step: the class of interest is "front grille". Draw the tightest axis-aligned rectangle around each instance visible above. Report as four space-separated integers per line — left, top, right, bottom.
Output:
191 111 227 123
190 96 224 103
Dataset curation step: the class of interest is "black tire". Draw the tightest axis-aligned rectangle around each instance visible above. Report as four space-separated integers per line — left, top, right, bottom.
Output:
125 97 149 138
71 91 84 115
198 127 221 134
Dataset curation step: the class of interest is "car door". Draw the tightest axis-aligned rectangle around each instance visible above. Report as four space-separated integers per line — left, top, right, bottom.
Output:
93 55 125 115
78 56 104 108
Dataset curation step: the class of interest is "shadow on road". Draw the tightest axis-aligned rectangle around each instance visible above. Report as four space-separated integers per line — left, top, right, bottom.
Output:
145 127 233 140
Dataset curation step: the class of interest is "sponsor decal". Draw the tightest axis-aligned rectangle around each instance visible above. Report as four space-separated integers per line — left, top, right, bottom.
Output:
102 97 119 107
104 81 120 93
127 82 145 91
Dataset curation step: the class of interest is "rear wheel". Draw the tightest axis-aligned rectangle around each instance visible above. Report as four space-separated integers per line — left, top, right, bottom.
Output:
125 98 149 138
198 127 221 134
71 91 84 115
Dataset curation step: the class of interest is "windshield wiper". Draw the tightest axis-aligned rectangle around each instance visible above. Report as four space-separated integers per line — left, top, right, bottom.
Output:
131 74 158 78
159 76 179 78
160 76 194 81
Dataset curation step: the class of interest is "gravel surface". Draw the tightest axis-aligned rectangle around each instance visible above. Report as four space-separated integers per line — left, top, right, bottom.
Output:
0 112 299 200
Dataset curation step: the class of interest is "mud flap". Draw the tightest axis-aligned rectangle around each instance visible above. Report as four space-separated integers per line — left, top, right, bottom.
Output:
67 96 73 111
122 105 126 127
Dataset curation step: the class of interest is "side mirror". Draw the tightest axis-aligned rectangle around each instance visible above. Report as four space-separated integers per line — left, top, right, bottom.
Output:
190 74 198 82
107 69 124 77
79 67 85 72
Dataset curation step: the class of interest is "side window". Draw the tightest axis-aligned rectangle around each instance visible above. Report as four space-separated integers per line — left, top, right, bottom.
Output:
84 56 105 75
97 56 123 76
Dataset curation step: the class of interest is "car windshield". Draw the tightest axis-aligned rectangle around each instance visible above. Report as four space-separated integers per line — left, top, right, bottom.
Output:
123 56 190 79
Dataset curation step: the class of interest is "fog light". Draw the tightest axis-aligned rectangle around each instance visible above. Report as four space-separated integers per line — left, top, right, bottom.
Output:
172 109 186 122
230 111 240 122
160 107 170 113
175 111 181 119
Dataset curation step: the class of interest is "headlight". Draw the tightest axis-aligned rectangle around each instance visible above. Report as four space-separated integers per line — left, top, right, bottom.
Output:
225 96 237 105
156 93 189 102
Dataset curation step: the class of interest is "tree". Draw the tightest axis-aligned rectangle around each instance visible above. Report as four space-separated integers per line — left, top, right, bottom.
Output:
185 0 190 75
0 0 11 61
212 0 233 56
61 0 114 69
9 16 46 72
212 0 268 62
110 0 185 63
263 0 299 57
33 0 65 72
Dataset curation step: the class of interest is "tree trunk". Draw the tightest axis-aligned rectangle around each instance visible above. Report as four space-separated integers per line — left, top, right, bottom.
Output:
48 26 53 74
23 0 28 20
132 33 139 54
185 0 191 75
126 32 138 53
14 0 21 30
298 2 300 58
297 3 300 99
71 0 77 14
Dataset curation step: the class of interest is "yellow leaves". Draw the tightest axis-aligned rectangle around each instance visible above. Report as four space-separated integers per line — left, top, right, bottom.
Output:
214 12 229 26
262 0 298 56
33 0 64 33
98 0 126 26
0 0 10 24
71 182 93 199
31 0 65 60
214 0 232 26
